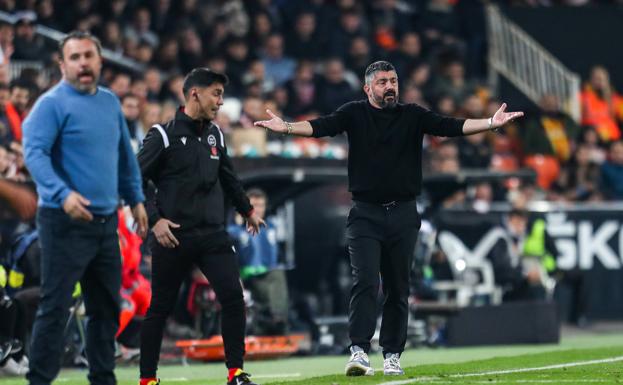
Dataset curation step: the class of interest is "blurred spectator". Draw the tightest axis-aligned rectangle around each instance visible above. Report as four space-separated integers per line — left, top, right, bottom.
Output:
228 188 288 336
418 0 460 54
260 33 296 86
121 93 142 148
99 20 124 53
285 11 324 60
284 60 318 118
161 73 184 104
430 140 460 173
136 101 162 141
521 94 580 163
432 60 477 105
150 0 174 34
124 7 159 48
242 59 274 96
400 84 428 107
178 27 203 73
494 208 556 302
581 66 623 142
329 8 369 58
248 11 274 50
144 67 163 102
469 181 494 213
386 31 423 81
345 36 373 78
36 0 61 30
102 0 132 27
370 0 414 42
109 72 131 99
135 40 155 65
12 12 50 61
554 143 602 201
224 37 255 98
5 79 33 143
314 58 356 114
0 83 12 146
599 140 623 200
153 38 180 73
578 125 607 164
130 77 148 104
458 132 491 169
239 96 265 129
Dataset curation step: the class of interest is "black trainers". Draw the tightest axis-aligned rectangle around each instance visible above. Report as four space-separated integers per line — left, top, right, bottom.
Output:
227 370 259 385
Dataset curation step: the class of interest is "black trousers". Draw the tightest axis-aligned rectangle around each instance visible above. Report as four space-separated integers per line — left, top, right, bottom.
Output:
346 200 420 354
29 208 121 385
139 231 245 378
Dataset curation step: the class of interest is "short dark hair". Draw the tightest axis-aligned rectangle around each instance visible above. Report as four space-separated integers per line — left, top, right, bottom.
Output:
9 78 32 91
59 31 102 60
509 208 529 219
182 67 228 98
246 187 267 201
364 61 396 84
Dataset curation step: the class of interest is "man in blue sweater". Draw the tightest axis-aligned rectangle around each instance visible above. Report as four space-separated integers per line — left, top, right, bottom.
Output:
22 31 147 385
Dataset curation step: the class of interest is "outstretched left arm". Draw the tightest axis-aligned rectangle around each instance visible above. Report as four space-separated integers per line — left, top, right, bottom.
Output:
462 103 524 135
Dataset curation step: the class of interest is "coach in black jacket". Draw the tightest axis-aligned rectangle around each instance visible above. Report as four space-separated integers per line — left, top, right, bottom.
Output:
255 61 524 377
137 68 264 385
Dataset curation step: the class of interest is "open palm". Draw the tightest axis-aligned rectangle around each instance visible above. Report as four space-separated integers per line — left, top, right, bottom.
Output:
492 103 524 128
253 109 287 133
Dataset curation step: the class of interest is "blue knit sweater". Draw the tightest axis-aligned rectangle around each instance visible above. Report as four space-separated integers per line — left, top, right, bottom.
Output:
23 80 144 215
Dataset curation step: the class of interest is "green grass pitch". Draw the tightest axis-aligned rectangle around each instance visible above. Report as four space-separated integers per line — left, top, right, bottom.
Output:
1 333 621 385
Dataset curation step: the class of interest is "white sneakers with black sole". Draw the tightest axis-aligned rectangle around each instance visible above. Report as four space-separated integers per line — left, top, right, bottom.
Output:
345 346 374 376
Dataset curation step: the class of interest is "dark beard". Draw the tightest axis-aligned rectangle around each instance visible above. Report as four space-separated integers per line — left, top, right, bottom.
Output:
376 92 397 109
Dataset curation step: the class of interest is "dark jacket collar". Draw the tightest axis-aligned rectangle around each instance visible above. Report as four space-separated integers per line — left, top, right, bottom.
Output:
175 106 211 135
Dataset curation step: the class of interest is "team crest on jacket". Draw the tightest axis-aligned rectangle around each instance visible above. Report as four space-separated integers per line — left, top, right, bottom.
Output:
207 134 217 146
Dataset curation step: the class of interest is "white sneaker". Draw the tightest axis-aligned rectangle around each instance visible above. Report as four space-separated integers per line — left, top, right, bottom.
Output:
0 357 29 376
345 345 374 376
383 353 404 375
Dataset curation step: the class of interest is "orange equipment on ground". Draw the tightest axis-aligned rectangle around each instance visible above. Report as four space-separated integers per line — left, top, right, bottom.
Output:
176 335 305 362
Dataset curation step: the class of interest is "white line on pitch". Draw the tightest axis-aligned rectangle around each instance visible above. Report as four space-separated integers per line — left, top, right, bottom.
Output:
379 355 623 385
412 379 612 384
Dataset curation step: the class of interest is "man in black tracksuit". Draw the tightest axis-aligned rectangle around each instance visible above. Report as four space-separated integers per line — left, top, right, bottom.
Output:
255 61 524 376
137 68 264 385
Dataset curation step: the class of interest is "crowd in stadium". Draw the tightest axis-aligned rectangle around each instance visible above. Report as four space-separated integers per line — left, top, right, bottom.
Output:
0 1 620 202
0 0 622 378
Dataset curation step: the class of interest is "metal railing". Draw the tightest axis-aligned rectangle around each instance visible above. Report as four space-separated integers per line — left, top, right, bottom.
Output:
486 5 581 122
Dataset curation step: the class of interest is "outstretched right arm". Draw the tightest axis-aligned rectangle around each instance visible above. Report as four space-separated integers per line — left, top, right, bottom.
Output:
253 109 313 137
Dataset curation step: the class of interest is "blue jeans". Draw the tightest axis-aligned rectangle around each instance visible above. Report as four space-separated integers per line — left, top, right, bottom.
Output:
28 208 121 385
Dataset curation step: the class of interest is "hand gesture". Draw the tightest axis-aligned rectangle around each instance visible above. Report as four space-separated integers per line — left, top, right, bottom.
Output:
492 103 524 129
63 191 93 221
253 109 287 134
152 218 180 248
246 212 266 236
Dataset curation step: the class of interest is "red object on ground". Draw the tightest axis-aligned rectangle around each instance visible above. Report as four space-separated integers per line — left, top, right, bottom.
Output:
176 335 305 361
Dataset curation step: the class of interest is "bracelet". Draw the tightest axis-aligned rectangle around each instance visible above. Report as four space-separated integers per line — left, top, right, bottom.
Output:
285 121 293 135
489 117 498 132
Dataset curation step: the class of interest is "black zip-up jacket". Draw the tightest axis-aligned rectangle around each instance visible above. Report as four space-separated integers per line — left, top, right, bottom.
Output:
310 100 465 203
137 109 253 231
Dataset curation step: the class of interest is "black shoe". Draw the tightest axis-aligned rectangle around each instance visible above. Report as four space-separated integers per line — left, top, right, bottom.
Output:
227 371 259 385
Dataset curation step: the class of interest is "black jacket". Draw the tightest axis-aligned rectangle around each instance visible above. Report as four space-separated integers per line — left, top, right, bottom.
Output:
310 100 465 202
137 109 252 230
